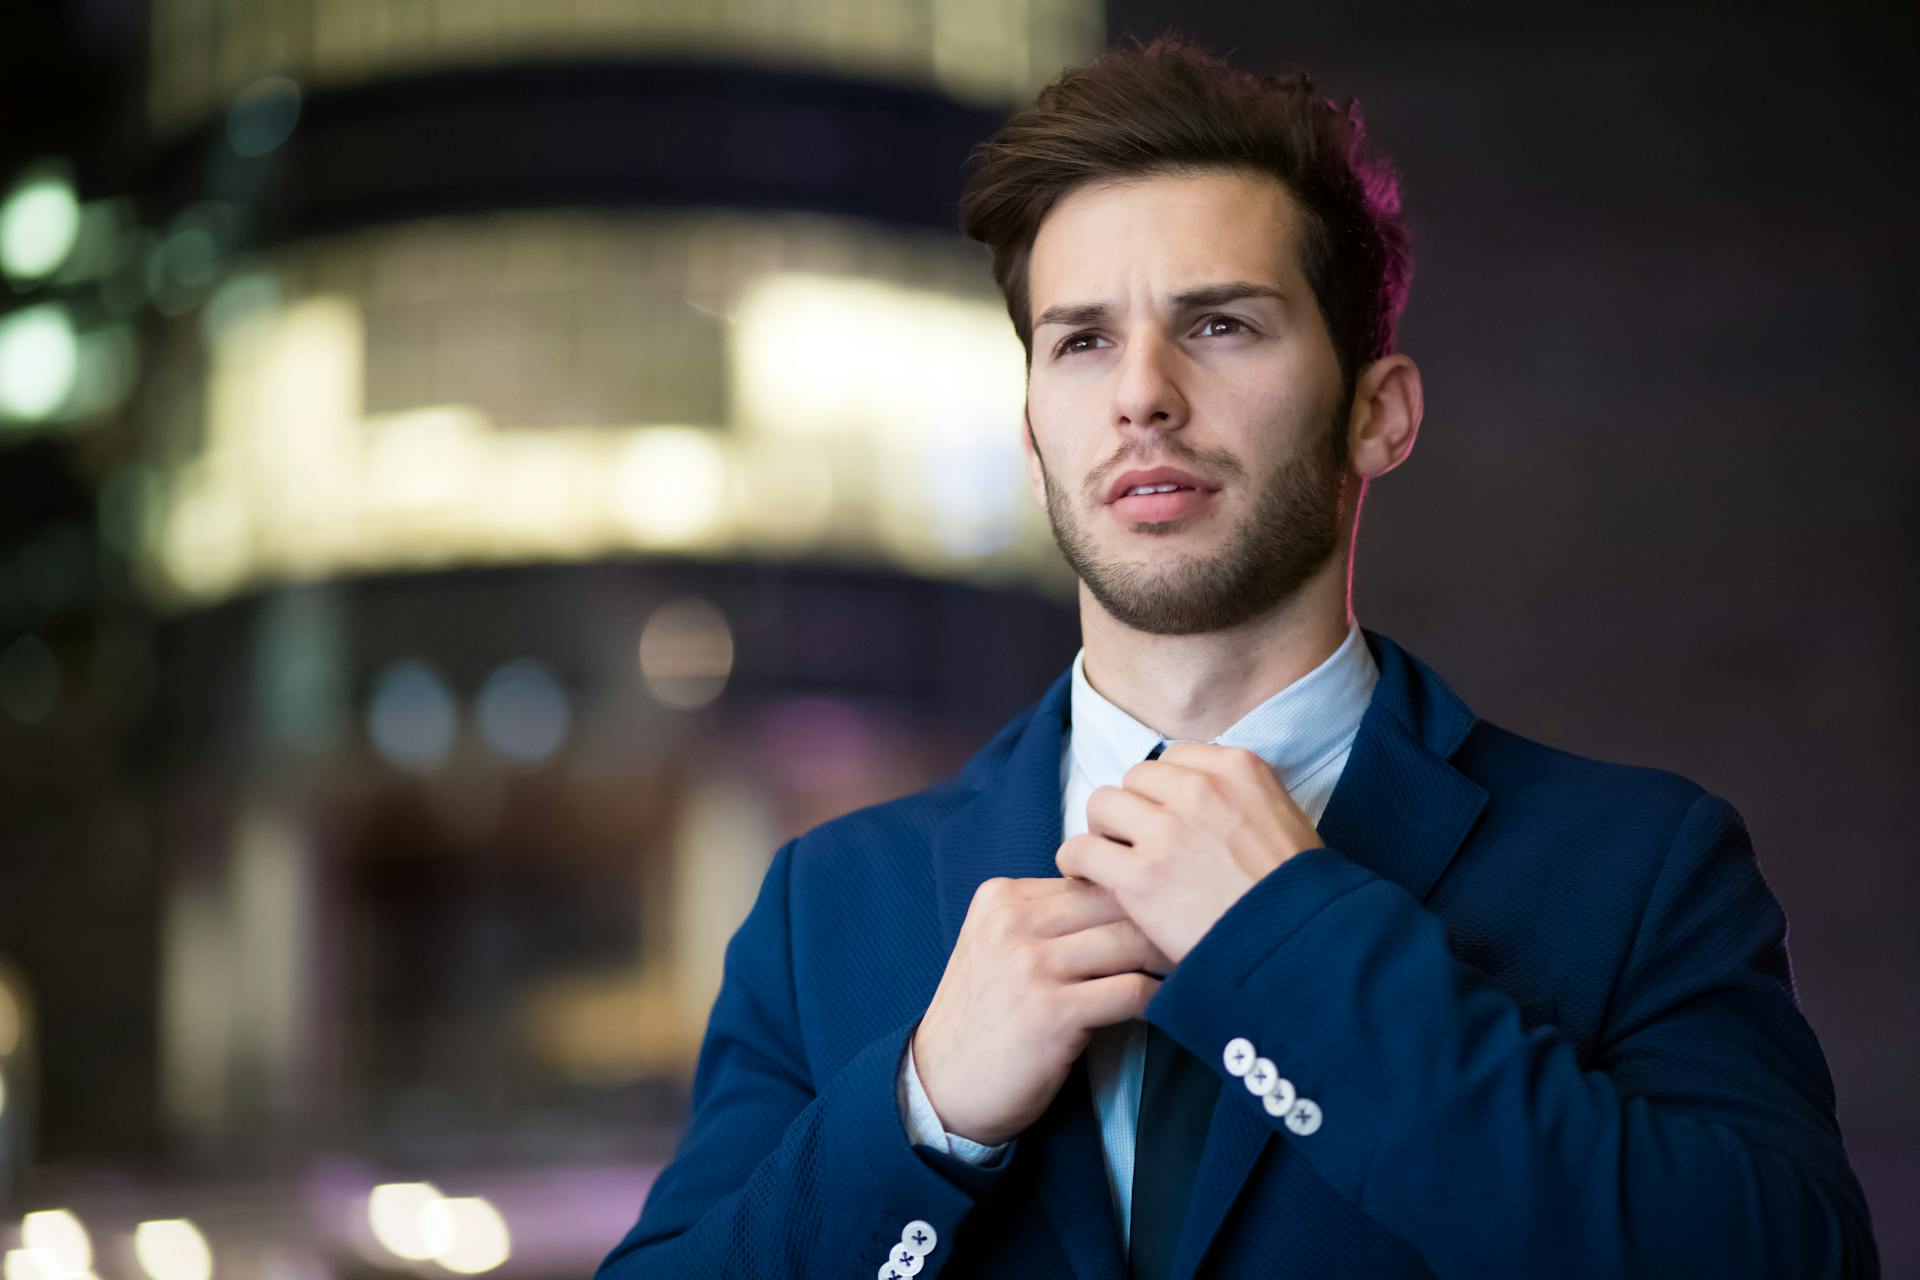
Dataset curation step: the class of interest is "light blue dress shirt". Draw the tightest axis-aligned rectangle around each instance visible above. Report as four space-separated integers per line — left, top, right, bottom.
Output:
898 617 1380 1249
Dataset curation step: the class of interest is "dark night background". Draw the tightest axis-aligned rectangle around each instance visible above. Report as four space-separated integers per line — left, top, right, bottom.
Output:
0 1 1914 1275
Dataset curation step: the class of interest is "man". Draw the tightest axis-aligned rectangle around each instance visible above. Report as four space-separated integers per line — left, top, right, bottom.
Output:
597 37 1877 1279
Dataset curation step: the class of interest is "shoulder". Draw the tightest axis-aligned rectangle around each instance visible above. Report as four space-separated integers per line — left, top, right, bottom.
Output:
1372 628 1719 840
785 773 973 884
784 687 1051 890
1454 716 1719 847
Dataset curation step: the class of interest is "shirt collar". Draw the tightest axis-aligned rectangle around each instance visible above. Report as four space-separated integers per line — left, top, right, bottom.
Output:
1068 617 1379 790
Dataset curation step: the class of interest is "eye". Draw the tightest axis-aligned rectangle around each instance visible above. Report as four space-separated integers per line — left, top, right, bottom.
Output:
1053 330 1110 358
1195 314 1251 339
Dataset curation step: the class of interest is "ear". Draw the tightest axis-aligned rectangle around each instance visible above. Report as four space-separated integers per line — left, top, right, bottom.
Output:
1022 404 1050 511
1346 353 1423 480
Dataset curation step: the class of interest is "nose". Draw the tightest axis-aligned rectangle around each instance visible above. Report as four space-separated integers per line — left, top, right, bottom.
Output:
1111 330 1189 437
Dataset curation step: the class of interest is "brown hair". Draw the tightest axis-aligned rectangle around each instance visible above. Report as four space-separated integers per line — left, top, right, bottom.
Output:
958 35 1412 391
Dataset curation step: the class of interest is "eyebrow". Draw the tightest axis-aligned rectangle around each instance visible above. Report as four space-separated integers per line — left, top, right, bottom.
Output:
1033 281 1287 330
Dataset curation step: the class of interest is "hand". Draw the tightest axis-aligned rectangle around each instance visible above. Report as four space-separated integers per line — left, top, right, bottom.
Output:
1055 742 1323 967
913 875 1172 1147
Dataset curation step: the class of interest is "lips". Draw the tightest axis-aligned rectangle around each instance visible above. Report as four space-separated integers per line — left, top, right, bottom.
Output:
1103 467 1216 505
1103 467 1219 525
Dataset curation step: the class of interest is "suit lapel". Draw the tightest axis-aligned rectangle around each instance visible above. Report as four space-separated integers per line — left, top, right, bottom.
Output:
932 674 1128 1280
1314 630 1490 899
928 632 1490 1279
932 670 1073 952
1166 629 1491 1280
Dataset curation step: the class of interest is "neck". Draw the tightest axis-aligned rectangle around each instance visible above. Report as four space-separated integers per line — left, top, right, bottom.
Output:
1077 557 1353 742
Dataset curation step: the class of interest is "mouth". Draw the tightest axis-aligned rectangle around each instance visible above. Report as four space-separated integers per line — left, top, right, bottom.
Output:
1103 467 1220 525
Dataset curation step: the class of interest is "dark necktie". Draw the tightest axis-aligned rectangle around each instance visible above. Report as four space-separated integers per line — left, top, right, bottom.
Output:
1127 741 1220 1280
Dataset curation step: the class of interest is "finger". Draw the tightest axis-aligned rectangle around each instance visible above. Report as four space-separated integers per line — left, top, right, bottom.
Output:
974 876 1084 909
1064 971 1161 1029
1117 758 1203 807
1043 918 1166 979
1054 832 1135 894
1133 746 1293 818
1158 741 1276 789
1084 783 1166 845
1003 876 1085 899
1155 740 1236 771
1023 878 1131 937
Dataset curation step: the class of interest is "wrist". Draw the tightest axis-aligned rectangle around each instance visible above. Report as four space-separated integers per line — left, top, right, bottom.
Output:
911 1028 1013 1148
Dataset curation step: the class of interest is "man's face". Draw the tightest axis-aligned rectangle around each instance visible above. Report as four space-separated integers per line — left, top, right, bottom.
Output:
1023 167 1353 636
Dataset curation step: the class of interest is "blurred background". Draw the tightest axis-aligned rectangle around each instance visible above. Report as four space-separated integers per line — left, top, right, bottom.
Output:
0 1 1912 1277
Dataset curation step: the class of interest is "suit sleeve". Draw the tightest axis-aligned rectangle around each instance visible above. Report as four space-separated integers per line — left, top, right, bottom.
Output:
596 840 1016 1280
1144 789 1879 1278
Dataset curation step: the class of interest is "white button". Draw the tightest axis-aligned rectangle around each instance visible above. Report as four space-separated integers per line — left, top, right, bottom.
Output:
1260 1076 1297 1116
1284 1096 1323 1136
878 1262 913 1280
1222 1037 1256 1077
1244 1056 1279 1096
882 1244 924 1276
900 1221 937 1253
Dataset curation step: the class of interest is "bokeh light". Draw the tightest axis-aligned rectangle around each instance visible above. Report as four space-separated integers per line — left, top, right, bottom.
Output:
200 272 282 349
367 1183 444 1262
132 1220 213 1280
476 660 570 765
63 322 139 419
368 661 459 772
420 1196 511 1274
612 428 729 547
0 306 79 421
3 1251 51 1280
0 167 80 282
20 1210 91 1275
638 598 734 710
226 76 302 158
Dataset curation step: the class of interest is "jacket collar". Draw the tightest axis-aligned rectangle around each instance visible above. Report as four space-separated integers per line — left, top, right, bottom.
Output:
934 626 1484 949
929 627 1489 1280
1065 615 1378 800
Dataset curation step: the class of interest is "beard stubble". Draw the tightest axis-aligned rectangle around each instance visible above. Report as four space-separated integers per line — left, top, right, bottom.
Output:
1036 403 1351 637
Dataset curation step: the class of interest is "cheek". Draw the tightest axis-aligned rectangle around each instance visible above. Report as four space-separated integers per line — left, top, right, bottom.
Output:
1026 378 1095 467
1213 370 1325 458
1025 370 1078 428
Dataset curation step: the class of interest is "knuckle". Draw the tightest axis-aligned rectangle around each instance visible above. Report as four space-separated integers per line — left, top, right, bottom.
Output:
1011 940 1045 982
996 898 1035 939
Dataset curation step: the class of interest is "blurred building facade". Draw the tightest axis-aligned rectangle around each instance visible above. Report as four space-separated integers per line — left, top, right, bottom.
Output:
0 3 1102 1276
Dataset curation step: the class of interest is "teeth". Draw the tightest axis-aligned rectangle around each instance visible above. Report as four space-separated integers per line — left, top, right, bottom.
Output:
1127 483 1183 496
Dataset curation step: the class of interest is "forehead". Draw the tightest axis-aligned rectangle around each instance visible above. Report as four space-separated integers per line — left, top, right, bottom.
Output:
1028 167 1306 313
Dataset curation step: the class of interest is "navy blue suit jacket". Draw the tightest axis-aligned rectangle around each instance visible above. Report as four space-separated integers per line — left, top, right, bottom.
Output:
598 629 1876 1277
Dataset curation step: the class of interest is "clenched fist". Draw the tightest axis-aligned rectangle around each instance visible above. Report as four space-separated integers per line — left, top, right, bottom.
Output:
911 875 1171 1147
